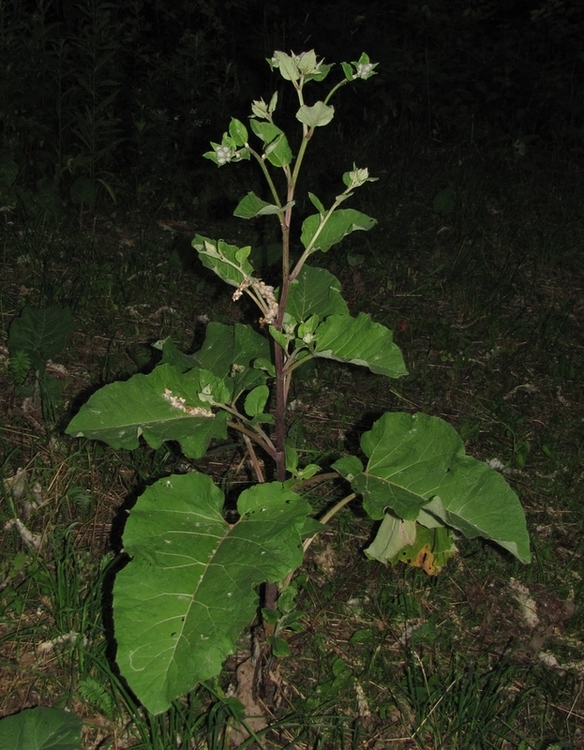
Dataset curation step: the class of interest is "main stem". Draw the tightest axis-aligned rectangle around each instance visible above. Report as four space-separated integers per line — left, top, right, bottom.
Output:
273 132 307 482
264 125 312 636
273 343 287 483
264 86 333 482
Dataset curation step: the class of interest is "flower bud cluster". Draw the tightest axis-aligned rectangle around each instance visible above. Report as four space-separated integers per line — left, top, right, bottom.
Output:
355 61 374 79
343 164 378 189
215 145 233 165
232 277 279 326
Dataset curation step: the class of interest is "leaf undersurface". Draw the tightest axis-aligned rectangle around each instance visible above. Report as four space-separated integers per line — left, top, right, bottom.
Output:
335 412 530 563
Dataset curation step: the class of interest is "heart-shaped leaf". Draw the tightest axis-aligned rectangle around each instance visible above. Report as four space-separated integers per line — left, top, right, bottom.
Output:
114 473 310 713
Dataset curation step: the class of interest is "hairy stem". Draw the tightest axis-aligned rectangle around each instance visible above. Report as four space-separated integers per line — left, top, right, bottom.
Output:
273 344 287 482
248 146 282 209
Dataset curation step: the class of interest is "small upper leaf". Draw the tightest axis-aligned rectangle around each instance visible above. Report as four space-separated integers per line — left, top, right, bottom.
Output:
229 118 248 147
234 192 288 219
300 209 376 253
192 235 254 289
249 121 292 167
269 50 301 81
296 102 335 128
269 50 331 83
307 192 326 215
244 385 269 417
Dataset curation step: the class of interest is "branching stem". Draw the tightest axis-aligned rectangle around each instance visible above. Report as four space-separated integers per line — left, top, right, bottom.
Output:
226 420 277 461
243 434 265 483
303 493 357 554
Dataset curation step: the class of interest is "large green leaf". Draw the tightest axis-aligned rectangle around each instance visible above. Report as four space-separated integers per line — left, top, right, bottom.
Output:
66 363 229 459
114 473 310 714
286 265 349 324
191 322 271 399
156 337 199 373
8 306 74 370
300 209 376 252
313 313 408 378
0 706 82 750
343 412 530 563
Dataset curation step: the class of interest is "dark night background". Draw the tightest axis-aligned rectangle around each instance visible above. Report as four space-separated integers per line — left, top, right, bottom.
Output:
1 0 583 215
2 2 584 748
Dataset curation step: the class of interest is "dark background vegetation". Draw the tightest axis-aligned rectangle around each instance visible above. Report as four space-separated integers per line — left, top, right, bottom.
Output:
1 0 583 218
1 0 584 748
